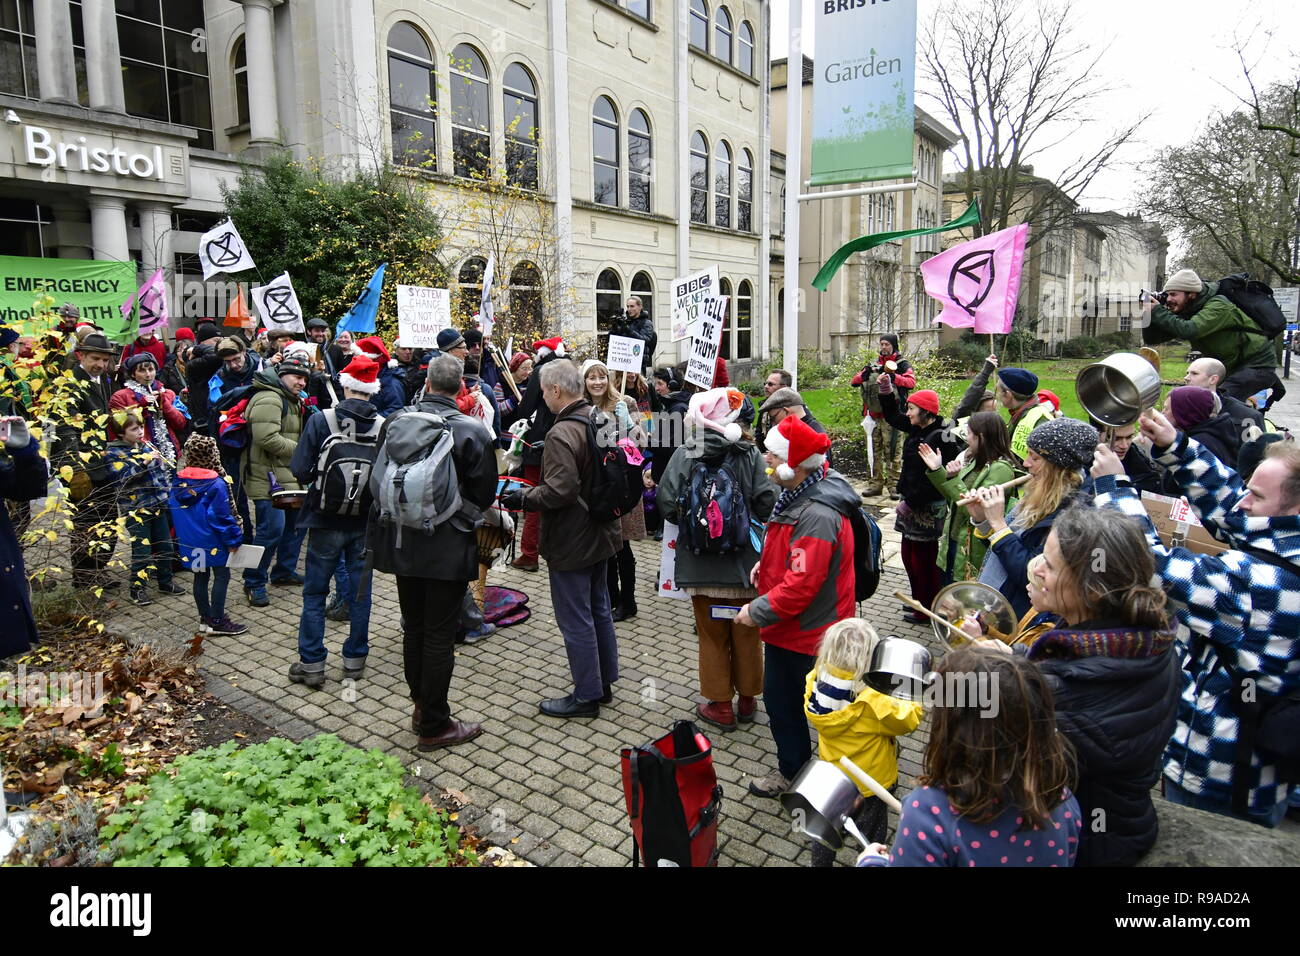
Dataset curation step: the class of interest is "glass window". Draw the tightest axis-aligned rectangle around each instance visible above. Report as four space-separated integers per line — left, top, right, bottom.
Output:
0 199 51 257
450 44 490 180
1 0 38 98
69 0 89 105
504 63 539 190
596 268 624 352
718 277 733 360
631 271 654 322
628 108 652 213
116 0 214 147
457 257 487 325
714 7 733 64
387 23 436 169
689 0 708 51
735 280 752 359
714 141 732 228
737 148 753 232
509 261 543 330
233 36 249 127
593 96 619 206
626 0 650 18
690 131 708 224
738 21 754 75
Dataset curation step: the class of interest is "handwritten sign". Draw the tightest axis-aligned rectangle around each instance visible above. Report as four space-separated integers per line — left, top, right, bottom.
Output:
671 265 719 341
683 295 728 390
396 285 451 348
656 522 689 600
606 334 645 374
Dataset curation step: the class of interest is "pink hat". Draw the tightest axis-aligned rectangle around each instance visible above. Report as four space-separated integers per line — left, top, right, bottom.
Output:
687 388 743 443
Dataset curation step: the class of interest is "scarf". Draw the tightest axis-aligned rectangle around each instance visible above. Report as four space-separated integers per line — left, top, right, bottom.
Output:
771 464 826 520
124 379 176 468
1026 626 1174 662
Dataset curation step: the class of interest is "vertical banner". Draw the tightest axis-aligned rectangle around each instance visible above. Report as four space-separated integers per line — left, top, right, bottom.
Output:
479 255 496 338
683 295 728 390
670 265 719 342
809 0 917 186
656 522 689 600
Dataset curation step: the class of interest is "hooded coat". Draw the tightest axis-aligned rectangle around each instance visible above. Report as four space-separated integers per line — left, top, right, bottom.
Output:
1 440 47 656
804 668 924 795
242 367 309 500
169 467 243 569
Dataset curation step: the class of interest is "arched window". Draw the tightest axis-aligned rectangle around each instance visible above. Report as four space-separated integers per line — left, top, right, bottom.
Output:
509 261 543 330
592 96 619 206
737 21 754 75
457 257 487 324
690 131 708 224
628 108 652 213
504 63 539 190
387 23 436 169
718 277 733 360
689 0 709 51
714 140 732 228
735 279 752 359
714 7 733 64
233 37 249 127
737 148 753 232
631 271 654 323
450 44 490 179
596 268 624 349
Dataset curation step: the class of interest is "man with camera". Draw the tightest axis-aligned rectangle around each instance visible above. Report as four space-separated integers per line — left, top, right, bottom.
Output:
610 296 657 371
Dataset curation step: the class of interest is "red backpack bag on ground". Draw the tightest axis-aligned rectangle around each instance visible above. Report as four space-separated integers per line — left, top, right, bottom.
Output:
620 720 722 867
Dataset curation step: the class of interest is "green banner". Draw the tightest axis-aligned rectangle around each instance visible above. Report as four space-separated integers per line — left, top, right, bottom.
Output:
0 255 139 343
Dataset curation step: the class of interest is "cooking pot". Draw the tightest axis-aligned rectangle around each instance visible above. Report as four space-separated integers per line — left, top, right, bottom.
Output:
779 759 864 850
866 637 932 702
272 489 306 510
1076 352 1163 427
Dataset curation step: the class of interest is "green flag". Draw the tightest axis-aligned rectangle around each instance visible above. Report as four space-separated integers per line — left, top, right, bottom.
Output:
811 200 981 292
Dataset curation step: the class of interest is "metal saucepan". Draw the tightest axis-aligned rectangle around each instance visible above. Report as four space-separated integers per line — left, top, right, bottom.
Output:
867 637 932 701
930 581 1018 647
272 489 307 510
780 759 864 850
1076 352 1163 427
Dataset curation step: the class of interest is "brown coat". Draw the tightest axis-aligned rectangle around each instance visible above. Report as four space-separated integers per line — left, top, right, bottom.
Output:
521 399 621 571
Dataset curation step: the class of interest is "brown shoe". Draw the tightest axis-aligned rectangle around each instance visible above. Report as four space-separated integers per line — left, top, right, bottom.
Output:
417 720 483 751
510 556 539 572
737 695 758 723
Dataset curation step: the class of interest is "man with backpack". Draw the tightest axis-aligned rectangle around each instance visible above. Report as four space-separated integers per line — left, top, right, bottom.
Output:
368 354 497 750
286 355 385 689
499 359 623 718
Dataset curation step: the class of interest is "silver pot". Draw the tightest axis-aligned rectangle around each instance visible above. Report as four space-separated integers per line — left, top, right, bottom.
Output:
779 759 863 850
867 637 932 702
1076 352 1163 427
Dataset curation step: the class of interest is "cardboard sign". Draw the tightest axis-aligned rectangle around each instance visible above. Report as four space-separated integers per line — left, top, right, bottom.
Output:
1140 492 1222 556
683 295 728 390
606 334 645 374
656 522 689 600
396 285 452 348
671 266 719 341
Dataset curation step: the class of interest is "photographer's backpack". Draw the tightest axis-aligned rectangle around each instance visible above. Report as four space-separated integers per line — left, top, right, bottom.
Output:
313 408 384 518
1216 273 1288 339
562 408 642 522
369 409 462 547
677 450 751 555
620 721 722 867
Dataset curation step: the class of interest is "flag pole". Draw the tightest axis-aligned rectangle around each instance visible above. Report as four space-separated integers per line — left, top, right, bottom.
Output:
781 0 803 391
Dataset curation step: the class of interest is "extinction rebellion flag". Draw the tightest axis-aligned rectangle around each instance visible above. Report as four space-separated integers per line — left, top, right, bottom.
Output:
198 219 256 280
920 223 1029 335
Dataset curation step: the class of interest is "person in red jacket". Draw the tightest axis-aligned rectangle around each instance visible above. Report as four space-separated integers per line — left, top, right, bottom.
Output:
111 352 187 464
737 415 858 799
851 333 915 498
119 330 168 384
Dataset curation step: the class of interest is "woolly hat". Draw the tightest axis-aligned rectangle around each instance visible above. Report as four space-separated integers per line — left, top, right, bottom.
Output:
174 327 195 343
277 353 314 379
182 433 225 476
907 389 940 416
436 328 466 351
1162 269 1203 294
195 321 221 343
216 336 246 358
579 358 609 382
0 326 17 349
1037 389 1061 413
688 388 744 443
353 335 393 366
764 415 831 481
509 351 533 373
997 367 1039 396
1167 385 1215 428
339 354 382 395
1026 417 1098 471
463 328 484 347
124 352 159 372
533 336 566 359
879 332 900 353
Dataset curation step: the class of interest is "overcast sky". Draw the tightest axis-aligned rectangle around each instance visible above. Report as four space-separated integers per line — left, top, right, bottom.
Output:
770 0 1297 213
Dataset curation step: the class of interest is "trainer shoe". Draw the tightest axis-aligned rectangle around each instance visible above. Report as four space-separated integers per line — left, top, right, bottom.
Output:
205 616 248 636
129 586 153 607
747 769 791 799
243 586 269 608
460 622 497 644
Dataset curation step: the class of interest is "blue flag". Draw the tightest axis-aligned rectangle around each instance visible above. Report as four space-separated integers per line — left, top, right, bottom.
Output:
336 263 386 334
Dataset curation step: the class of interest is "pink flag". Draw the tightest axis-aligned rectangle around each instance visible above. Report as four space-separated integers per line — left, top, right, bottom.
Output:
920 223 1029 335
121 268 170 334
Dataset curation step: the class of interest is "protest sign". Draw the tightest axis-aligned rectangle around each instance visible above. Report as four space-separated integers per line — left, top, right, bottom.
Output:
1140 492 1221 556
396 285 451 348
605 334 645 374
656 522 689 600
671 266 719 342
0 255 137 342
683 295 728 390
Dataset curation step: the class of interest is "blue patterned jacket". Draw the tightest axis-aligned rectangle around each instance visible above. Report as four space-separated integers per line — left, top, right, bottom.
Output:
1092 434 1300 815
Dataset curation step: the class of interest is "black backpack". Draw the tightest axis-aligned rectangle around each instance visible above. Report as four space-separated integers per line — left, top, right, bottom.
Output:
1217 273 1287 339
847 504 883 602
563 409 643 522
676 451 751 555
312 408 384 518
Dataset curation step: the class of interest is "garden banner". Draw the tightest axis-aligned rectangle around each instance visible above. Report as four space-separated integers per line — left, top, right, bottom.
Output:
921 223 1029 335
809 0 917 186
0 255 138 342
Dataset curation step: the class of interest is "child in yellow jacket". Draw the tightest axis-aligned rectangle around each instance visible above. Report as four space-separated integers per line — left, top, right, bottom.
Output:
804 618 924 866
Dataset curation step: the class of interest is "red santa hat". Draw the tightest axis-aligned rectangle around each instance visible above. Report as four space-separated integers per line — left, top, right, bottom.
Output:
352 335 395 367
763 415 831 481
339 355 382 395
532 336 566 359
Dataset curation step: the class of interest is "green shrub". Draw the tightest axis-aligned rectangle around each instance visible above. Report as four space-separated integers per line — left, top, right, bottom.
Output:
103 734 465 867
1099 331 1135 350
1060 336 1103 358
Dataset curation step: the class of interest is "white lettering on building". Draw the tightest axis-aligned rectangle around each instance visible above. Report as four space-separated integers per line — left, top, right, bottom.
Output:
23 126 164 182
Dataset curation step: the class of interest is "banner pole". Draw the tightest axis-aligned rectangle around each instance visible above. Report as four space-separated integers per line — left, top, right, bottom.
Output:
781 0 804 391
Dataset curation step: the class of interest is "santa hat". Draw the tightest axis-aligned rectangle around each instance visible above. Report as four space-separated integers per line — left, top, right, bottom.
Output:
687 388 743 443
763 415 831 481
339 355 382 395
1036 389 1061 413
532 336 566 359
353 335 395 367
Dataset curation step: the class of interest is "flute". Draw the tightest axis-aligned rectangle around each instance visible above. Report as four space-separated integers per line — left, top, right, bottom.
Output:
954 472 1031 508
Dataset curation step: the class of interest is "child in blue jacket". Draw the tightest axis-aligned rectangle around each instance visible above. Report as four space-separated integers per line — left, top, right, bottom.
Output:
106 411 181 606
169 434 247 635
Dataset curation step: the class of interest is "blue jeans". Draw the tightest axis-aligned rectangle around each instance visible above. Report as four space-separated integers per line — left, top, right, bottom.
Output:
297 527 371 665
1163 776 1288 829
243 498 305 592
333 556 350 603
549 562 619 701
125 508 174 588
764 643 817 780
193 566 231 620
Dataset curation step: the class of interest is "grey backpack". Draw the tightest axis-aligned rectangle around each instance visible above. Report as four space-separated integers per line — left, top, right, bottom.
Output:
369 409 462 547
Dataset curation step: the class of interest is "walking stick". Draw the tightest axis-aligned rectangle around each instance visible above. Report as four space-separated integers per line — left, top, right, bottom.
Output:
837 758 904 813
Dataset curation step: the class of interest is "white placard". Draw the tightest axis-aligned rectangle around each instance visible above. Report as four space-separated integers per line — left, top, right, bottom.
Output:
683 295 728 390
671 266 720 342
656 522 689 600
606 334 645 374
226 544 266 570
1167 496 1203 528
479 255 496 338
396 285 452 348
249 272 305 334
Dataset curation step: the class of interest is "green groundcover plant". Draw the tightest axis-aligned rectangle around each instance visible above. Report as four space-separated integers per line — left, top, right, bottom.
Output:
103 735 465 866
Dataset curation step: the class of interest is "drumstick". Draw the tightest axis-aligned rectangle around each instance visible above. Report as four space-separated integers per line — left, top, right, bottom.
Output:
893 591 966 647
837 758 904 813
955 472 1031 508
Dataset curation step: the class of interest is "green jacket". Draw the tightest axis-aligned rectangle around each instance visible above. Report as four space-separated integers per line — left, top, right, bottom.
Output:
927 458 1019 580
241 367 308 500
1142 280 1276 375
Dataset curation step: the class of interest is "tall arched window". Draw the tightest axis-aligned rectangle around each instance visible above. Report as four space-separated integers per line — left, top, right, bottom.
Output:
457 257 487 324
690 131 708 224
718 277 733 360
450 44 490 179
596 268 624 350
631 271 654 323
387 23 436 169
737 148 753 232
735 279 752 358
509 261 543 329
689 0 709 51
504 63 539 190
714 7 733 64
714 140 732 228
233 37 249 127
592 96 619 206
738 21 754 75
628 108 652 213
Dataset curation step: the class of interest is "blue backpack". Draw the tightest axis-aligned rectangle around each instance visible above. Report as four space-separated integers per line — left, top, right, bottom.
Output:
676 451 751 556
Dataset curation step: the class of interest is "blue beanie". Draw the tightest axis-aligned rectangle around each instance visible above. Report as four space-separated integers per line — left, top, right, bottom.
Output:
0 326 17 349
436 328 466 351
124 352 159 372
997 367 1038 396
